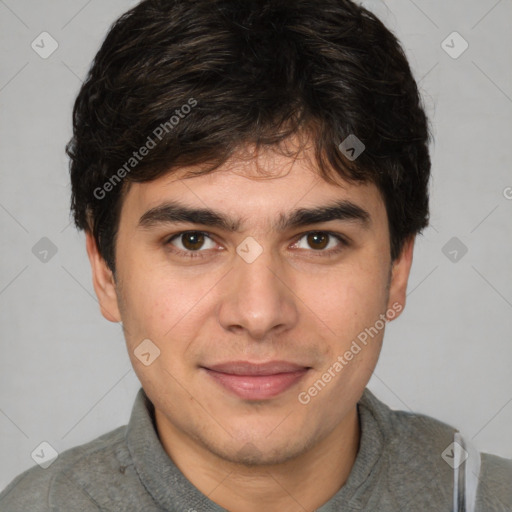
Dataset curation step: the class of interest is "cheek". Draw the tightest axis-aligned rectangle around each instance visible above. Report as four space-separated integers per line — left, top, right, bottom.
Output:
120 273 208 391
300 265 389 344
297 272 388 414
118 265 218 347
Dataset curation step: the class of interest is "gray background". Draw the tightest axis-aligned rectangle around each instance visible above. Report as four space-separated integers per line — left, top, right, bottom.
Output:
1 0 511 488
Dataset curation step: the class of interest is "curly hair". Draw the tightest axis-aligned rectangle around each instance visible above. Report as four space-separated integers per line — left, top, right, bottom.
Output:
67 0 431 272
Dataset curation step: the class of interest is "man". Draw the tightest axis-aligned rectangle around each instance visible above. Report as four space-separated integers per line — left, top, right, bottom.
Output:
1 0 510 510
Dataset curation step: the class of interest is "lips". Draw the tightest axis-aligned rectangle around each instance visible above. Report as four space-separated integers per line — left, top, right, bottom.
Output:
202 360 311 400
205 360 309 375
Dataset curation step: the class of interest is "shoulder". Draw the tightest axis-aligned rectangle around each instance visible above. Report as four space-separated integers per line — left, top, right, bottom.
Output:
477 452 512 511
359 389 512 510
359 388 459 461
0 425 127 512
387 402 512 503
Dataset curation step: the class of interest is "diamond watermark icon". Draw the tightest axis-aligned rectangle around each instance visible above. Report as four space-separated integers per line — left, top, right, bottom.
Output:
32 237 58 263
441 32 468 59
134 338 161 366
236 442 263 462
442 441 469 469
236 236 263 264
31 32 59 59
338 134 365 161
31 441 58 469
442 237 468 263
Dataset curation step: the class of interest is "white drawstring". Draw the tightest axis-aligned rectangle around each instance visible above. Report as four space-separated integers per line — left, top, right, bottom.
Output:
453 432 482 512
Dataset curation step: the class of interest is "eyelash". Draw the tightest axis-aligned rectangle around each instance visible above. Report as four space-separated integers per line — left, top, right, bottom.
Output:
164 230 349 259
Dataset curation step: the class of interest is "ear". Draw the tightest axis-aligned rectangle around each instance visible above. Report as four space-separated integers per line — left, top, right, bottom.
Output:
386 236 415 320
85 231 121 323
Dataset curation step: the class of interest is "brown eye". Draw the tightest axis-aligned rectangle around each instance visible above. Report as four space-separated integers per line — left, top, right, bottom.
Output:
166 231 216 254
165 231 218 259
292 231 347 257
180 232 205 250
307 232 329 250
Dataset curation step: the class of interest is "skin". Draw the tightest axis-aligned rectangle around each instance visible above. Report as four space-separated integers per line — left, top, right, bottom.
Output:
86 139 414 512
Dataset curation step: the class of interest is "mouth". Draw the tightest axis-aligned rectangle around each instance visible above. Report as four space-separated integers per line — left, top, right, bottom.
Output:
200 361 311 400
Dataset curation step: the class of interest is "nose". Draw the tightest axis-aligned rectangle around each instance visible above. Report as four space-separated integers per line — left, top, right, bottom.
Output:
217 245 299 340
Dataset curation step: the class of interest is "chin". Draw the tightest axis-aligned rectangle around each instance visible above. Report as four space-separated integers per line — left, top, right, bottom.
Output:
211 434 307 467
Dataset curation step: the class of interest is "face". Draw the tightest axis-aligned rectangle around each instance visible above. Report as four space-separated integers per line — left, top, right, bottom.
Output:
86 142 413 466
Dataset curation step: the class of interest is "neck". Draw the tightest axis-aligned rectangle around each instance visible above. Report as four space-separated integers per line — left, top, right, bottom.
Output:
155 406 360 512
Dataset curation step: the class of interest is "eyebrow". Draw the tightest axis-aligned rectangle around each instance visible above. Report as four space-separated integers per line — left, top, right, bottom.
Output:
138 199 371 232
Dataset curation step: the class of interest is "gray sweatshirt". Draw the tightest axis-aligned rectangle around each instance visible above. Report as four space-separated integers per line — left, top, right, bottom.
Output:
1 387 511 511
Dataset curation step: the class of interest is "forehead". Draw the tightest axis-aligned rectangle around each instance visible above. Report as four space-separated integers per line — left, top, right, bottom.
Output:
119 144 386 228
